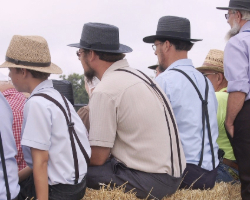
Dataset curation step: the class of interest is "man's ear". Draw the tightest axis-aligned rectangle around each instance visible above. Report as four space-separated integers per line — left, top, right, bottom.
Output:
21 69 29 78
89 50 97 62
217 73 224 85
236 10 242 22
163 40 172 53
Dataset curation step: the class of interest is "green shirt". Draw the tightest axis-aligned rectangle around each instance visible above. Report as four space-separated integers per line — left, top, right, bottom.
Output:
216 88 235 160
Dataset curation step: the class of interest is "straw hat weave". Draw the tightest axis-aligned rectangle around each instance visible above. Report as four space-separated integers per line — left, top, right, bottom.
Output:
0 35 62 74
196 49 224 73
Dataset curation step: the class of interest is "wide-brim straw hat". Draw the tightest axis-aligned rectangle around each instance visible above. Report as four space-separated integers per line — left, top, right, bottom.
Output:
68 23 133 53
143 16 202 43
196 49 224 73
217 0 250 12
0 35 62 74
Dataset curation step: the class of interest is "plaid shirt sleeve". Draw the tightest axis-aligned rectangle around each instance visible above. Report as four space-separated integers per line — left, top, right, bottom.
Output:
2 88 27 171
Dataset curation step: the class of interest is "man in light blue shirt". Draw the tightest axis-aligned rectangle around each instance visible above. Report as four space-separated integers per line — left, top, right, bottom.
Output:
217 1 250 199
0 92 19 200
143 16 219 189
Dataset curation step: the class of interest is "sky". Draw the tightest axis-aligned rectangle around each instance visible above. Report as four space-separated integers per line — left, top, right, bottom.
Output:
0 0 230 79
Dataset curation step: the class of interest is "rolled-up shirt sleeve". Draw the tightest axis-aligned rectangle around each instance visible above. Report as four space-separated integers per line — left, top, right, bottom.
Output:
224 37 250 94
88 92 117 148
21 99 52 150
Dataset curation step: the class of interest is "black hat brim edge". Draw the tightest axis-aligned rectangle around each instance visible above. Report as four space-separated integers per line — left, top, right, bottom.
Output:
148 64 158 70
67 43 133 53
143 35 202 43
216 6 250 11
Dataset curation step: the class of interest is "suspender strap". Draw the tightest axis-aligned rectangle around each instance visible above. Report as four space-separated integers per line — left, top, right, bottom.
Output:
170 68 215 169
0 131 11 200
31 93 90 184
115 69 183 176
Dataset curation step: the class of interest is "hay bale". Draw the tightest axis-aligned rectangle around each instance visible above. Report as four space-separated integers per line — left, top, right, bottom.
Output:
82 182 241 200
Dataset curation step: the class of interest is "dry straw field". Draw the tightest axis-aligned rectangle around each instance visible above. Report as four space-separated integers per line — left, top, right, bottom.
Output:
82 182 241 200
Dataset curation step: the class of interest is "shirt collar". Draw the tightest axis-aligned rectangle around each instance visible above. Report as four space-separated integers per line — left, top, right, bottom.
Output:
2 88 18 97
240 21 250 33
102 59 129 79
30 79 53 97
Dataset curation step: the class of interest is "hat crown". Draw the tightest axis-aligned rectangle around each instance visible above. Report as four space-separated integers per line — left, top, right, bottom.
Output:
203 49 224 68
157 16 191 36
81 23 119 46
6 35 51 63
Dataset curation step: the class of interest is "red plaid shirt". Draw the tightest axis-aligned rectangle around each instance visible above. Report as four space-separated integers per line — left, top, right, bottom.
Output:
3 88 27 171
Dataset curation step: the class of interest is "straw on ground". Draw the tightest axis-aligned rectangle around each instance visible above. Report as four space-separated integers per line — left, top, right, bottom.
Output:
82 182 241 200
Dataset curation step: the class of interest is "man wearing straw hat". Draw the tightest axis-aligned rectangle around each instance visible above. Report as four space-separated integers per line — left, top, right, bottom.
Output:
68 22 186 199
143 16 219 190
217 0 250 198
196 49 239 183
0 35 91 200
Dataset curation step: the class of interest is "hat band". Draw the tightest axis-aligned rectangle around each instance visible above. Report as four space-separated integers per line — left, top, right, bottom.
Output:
156 31 190 39
6 56 51 67
229 1 250 9
203 62 223 68
80 40 119 50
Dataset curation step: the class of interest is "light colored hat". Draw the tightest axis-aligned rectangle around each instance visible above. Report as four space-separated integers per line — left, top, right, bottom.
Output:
0 35 62 74
196 49 224 73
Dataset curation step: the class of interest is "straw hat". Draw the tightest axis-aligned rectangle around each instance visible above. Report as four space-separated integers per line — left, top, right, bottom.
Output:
0 35 62 74
196 49 224 73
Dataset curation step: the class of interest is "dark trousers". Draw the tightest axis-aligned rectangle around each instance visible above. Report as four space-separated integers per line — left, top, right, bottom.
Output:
18 174 86 200
87 158 182 199
179 163 218 190
230 100 250 200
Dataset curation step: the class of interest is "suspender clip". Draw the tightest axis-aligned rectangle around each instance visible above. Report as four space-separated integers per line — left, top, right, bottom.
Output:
150 83 156 88
202 100 208 105
68 122 75 127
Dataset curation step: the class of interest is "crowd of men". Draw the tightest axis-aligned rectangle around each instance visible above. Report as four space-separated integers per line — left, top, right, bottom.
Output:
0 0 250 199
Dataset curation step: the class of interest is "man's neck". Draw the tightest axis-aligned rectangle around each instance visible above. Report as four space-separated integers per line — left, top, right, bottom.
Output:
166 51 188 68
95 61 116 80
27 79 46 94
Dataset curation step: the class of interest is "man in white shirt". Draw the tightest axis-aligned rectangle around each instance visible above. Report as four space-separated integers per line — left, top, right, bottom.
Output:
0 35 91 200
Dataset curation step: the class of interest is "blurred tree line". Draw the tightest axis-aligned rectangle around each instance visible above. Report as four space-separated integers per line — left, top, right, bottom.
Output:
60 73 89 105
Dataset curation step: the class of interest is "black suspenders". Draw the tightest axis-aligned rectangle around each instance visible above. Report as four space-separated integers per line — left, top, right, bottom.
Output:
115 69 183 176
170 68 216 169
31 93 90 184
0 131 11 200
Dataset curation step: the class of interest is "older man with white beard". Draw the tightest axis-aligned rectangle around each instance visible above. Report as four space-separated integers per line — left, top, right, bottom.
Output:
217 1 250 199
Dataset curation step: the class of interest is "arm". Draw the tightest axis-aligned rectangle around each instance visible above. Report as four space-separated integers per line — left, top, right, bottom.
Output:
225 91 246 137
18 166 33 183
31 148 49 200
90 146 111 166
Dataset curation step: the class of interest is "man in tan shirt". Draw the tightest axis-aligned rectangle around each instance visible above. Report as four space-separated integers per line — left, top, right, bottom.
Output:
68 22 186 199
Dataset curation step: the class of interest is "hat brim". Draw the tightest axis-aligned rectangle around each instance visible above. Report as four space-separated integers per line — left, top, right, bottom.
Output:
216 6 250 12
0 61 62 74
148 64 158 70
67 43 133 53
196 66 224 73
143 35 202 43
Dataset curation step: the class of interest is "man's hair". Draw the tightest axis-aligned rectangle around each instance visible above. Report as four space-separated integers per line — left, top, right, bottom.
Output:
231 9 250 21
158 38 194 51
15 68 50 79
83 49 125 62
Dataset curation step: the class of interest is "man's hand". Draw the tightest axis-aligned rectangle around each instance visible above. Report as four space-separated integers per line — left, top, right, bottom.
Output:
90 146 111 166
225 122 234 138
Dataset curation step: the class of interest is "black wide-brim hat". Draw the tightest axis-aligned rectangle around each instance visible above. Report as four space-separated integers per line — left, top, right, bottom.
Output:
148 64 158 70
143 16 202 43
68 23 132 53
217 0 250 12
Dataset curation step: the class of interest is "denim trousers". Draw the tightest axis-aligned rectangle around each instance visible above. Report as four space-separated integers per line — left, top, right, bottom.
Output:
216 162 239 183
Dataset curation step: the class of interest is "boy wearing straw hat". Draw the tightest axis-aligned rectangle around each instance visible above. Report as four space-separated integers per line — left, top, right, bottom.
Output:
69 22 186 199
143 16 219 190
217 1 250 198
196 49 239 183
0 35 91 200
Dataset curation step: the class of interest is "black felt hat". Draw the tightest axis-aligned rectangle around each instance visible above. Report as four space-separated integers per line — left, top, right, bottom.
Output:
143 16 202 43
148 64 158 70
68 22 132 53
217 0 250 12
